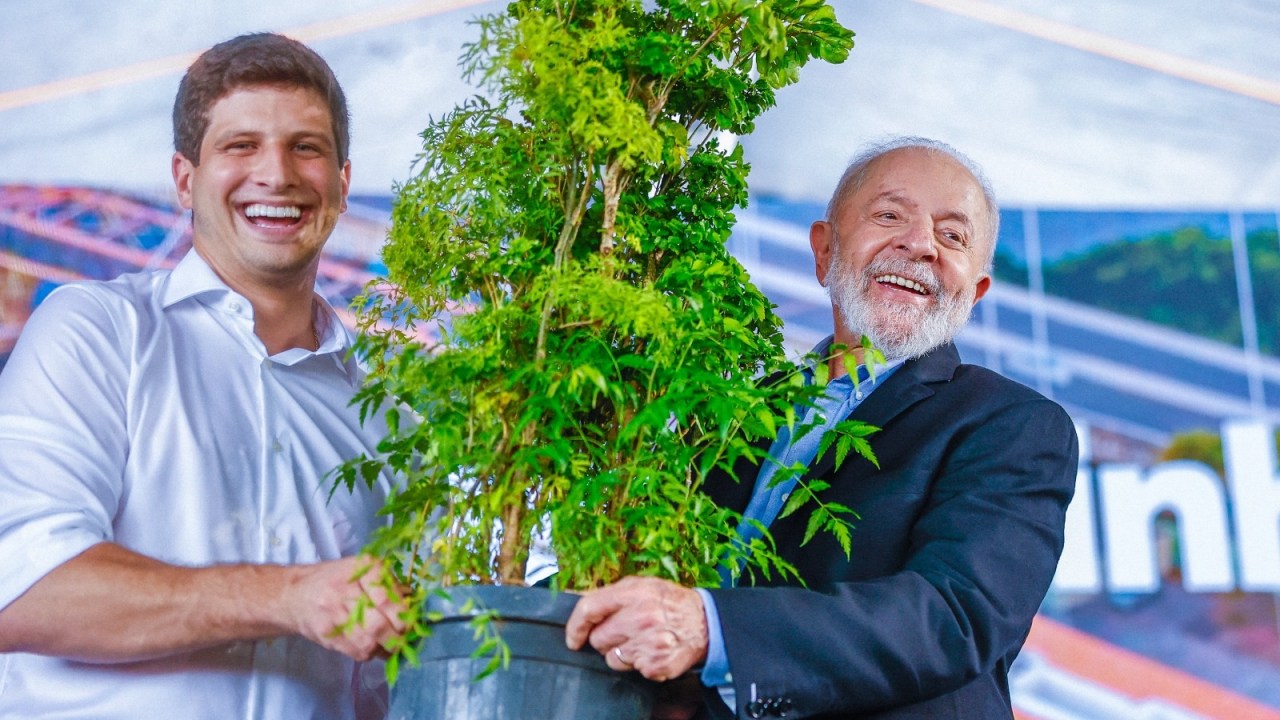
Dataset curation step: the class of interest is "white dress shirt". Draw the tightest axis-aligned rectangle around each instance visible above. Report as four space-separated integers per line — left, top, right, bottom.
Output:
0 250 399 720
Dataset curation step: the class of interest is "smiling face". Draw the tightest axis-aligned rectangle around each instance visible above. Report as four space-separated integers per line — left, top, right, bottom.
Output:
172 83 350 294
810 146 994 360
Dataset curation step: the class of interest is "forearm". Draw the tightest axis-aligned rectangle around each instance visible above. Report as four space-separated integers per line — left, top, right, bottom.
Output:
0 542 303 662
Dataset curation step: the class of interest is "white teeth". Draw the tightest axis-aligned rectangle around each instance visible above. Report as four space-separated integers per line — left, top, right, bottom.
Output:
877 274 927 294
244 203 301 219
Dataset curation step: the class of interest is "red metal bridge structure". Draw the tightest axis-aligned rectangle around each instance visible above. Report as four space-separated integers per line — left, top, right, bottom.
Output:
0 184 387 363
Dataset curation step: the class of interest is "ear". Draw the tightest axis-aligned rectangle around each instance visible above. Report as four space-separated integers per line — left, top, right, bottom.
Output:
810 220 834 287
339 159 351 214
172 152 196 210
972 273 992 304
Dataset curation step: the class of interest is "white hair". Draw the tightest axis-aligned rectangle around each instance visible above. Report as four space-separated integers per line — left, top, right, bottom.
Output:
825 136 999 271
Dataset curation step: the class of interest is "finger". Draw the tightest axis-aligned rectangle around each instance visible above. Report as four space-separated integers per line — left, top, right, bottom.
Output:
565 590 624 649
357 577 408 634
647 627 682 651
629 593 708 680
585 610 639 655
359 593 406 643
628 637 676 681
350 555 408 630
339 614 397 662
604 644 633 672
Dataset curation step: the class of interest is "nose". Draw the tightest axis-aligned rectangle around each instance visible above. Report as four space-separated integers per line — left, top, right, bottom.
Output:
896 221 937 261
252 144 300 190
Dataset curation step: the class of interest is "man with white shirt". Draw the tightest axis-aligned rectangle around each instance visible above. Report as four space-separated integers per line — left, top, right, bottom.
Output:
566 138 1078 719
0 33 402 720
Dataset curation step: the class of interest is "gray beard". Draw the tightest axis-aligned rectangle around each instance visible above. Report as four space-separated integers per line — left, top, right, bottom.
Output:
828 253 975 360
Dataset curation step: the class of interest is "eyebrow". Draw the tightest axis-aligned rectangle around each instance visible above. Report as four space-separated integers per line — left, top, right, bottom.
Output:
871 190 913 207
211 128 335 147
873 190 975 235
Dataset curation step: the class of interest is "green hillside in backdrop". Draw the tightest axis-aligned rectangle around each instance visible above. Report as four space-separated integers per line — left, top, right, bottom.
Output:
994 227 1280 356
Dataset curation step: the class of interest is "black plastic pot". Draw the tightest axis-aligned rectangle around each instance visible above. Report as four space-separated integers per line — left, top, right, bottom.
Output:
387 585 656 720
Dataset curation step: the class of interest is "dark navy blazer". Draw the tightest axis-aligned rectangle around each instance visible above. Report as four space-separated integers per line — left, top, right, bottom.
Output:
702 343 1078 719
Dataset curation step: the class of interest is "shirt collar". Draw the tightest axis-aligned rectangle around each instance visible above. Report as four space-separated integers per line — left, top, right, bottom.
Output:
161 248 233 309
805 334 906 385
160 248 352 359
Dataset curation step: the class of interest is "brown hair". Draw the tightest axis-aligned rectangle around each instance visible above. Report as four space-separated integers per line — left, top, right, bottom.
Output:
172 32 350 165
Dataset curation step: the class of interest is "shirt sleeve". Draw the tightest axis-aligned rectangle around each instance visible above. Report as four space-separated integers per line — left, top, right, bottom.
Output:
0 285 133 609
696 588 739 713
695 589 731 685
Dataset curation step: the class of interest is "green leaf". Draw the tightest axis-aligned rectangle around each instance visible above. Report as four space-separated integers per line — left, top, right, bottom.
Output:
386 651 400 685
805 479 831 494
801 507 826 546
831 518 853 558
835 435 851 468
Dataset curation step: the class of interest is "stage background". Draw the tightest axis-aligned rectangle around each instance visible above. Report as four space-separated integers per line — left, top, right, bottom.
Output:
5 1 1280 717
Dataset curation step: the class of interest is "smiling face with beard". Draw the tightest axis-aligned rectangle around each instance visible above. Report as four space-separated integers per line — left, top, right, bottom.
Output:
828 252 979 359
810 145 995 366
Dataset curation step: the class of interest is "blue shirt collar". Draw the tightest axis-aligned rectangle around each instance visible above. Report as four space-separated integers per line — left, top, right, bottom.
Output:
804 334 906 388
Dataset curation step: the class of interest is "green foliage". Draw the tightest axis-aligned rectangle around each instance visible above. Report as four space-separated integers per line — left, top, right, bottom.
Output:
337 0 866 647
1246 229 1280 356
991 246 1028 287
1159 427 1280 477
818 418 881 473
1041 226 1280 355
466 604 511 679
1160 429 1226 476
1044 227 1240 344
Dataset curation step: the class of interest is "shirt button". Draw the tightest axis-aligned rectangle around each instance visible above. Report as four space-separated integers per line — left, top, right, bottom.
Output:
270 535 283 547
229 300 243 313
272 440 283 453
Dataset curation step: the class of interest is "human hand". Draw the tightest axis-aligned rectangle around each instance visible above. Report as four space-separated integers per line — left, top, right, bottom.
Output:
285 556 407 661
564 576 708 683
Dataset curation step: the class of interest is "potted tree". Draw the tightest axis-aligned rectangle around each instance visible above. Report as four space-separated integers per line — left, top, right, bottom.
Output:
336 0 866 717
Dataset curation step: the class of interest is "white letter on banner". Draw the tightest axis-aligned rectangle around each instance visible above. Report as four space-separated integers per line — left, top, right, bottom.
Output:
1100 462 1233 592
1224 420 1280 591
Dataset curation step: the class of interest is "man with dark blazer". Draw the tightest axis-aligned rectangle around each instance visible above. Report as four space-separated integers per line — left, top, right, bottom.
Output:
565 137 1078 719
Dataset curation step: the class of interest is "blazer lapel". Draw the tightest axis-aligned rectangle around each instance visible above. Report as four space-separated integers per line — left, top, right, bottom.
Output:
805 343 961 480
